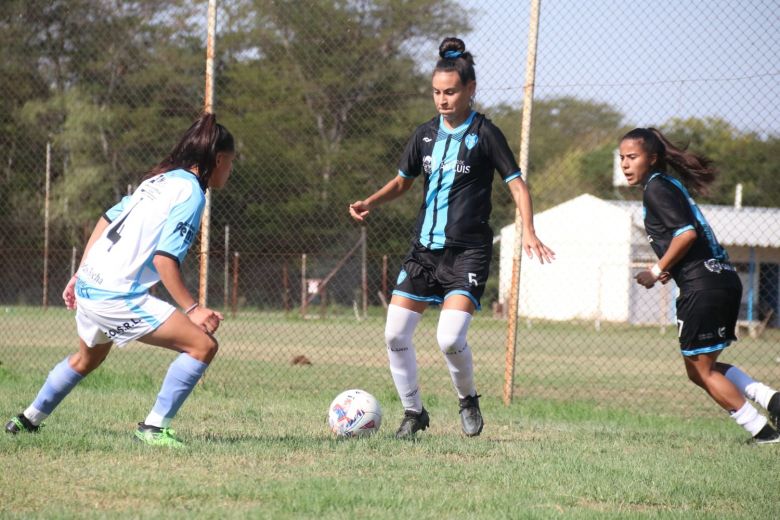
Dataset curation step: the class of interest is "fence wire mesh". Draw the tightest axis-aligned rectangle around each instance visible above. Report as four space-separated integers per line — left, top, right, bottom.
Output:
1 0 778 417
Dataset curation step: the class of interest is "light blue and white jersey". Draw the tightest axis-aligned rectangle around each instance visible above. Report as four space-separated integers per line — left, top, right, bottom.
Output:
77 169 205 300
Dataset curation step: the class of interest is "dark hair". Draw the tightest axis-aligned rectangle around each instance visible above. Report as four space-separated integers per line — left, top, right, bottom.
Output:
144 113 234 190
434 37 476 85
621 127 716 196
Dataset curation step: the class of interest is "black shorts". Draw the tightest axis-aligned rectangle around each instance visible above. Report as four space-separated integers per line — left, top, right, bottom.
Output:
676 286 741 356
392 244 491 310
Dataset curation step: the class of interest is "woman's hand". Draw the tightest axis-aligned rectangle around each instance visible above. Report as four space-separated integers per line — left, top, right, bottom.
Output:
62 275 78 310
187 305 224 335
523 232 556 264
348 200 371 222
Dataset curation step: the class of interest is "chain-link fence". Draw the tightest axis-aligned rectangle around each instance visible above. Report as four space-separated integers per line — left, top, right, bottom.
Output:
2 0 778 416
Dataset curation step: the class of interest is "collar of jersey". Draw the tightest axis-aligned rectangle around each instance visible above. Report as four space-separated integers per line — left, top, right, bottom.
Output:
438 111 476 135
643 171 665 189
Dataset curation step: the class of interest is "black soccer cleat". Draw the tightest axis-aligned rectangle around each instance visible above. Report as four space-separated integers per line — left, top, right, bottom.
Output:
395 407 430 439
767 392 780 430
5 414 40 434
459 394 484 437
752 423 780 445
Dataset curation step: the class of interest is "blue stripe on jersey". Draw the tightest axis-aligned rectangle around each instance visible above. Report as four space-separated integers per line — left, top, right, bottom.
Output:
504 171 522 183
398 170 413 179
76 279 145 301
673 224 695 237
681 342 729 357
419 112 477 249
648 173 727 260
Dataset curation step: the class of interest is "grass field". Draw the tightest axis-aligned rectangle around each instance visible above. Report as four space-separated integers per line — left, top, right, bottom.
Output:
2 307 780 517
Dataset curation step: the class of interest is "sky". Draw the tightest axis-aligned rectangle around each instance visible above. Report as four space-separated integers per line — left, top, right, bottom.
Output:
457 0 779 136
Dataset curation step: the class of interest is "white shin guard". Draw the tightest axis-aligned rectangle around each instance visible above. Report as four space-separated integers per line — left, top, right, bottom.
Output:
437 309 476 399
385 305 423 412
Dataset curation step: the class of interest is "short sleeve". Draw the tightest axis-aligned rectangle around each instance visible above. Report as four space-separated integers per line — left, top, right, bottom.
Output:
103 196 131 223
483 122 522 183
154 182 205 265
397 126 424 179
644 180 696 236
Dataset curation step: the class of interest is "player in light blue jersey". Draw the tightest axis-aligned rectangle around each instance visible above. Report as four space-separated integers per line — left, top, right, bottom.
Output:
5 113 235 447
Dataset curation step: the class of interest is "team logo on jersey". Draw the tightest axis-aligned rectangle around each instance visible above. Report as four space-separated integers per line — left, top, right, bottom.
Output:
397 269 408 285
422 155 433 175
423 137 432 143
174 222 197 244
718 327 726 338
465 133 478 150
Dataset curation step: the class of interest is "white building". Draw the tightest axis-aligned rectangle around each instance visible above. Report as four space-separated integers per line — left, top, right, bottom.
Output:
498 194 780 326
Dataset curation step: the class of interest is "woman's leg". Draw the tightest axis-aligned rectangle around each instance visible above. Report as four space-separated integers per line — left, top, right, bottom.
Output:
10 339 112 430
385 296 427 413
136 310 218 431
685 351 771 438
439 294 482 436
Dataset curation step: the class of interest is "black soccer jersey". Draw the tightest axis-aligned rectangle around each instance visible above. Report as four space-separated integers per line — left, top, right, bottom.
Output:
397 111 521 249
643 172 737 290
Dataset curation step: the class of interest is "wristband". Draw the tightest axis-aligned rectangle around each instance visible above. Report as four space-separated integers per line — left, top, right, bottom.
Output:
650 264 663 278
184 303 199 315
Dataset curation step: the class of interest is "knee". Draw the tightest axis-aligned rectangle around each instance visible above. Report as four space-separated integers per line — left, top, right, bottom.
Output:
69 349 109 375
190 334 219 363
385 325 411 352
437 330 465 355
685 364 708 388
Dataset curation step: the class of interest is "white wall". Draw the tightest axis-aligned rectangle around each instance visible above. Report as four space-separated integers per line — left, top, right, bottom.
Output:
500 195 633 321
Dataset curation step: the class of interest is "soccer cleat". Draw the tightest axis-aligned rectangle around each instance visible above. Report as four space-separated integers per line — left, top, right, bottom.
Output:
5 414 40 434
395 407 430 439
752 424 780 445
459 394 483 437
134 423 184 447
768 392 780 430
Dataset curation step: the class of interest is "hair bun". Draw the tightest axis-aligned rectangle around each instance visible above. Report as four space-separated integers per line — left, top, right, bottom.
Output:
439 37 466 59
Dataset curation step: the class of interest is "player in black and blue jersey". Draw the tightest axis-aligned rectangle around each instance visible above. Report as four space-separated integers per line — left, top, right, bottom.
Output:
349 38 554 439
621 127 780 444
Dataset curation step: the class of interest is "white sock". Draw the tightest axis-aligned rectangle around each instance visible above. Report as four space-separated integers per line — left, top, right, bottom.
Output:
385 304 423 413
730 401 767 436
724 365 778 410
745 384 778 410
23 406 48 426
437 309 476 399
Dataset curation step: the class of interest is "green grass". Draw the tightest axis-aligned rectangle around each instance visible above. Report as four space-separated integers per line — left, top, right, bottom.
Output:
2 357 780 518
2 307 780 517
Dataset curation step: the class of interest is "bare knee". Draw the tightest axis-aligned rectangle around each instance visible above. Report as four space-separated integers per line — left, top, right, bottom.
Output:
684 363 707 388
69 346 110 375
186 334 219 363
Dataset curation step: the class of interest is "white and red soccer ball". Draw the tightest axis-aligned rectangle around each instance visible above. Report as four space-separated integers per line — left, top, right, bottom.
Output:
327 389 382 437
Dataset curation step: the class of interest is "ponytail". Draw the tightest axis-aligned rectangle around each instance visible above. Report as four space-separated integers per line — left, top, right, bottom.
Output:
144 113 235 190
621 127 716 196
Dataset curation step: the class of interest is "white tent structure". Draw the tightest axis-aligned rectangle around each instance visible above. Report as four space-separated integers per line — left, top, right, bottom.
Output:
498 194 780 326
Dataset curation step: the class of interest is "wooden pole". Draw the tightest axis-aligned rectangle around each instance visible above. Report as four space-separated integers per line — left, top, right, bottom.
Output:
231 251 239 318
282 259 290 313
504 0 542 406
361 227 368 318
42 142 51 310
300 253 307 318
223 224 229 311
382 254 388 300
199 0 217 307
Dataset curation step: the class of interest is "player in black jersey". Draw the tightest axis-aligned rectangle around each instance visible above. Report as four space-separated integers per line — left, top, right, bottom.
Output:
349 37 554 439
620 127 780 444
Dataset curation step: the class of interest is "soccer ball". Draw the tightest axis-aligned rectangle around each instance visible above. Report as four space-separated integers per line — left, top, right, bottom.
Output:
327 389 382 437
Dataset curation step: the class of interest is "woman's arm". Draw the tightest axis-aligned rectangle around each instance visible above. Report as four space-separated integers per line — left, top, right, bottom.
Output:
348 175 415 222
635 229 697 288
62 216 110 309
506 178 555 264
153 254 223 333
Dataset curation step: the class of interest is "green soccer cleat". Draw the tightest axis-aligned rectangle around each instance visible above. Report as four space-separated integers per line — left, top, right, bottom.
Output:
134 423 185 447
5 414 40 434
